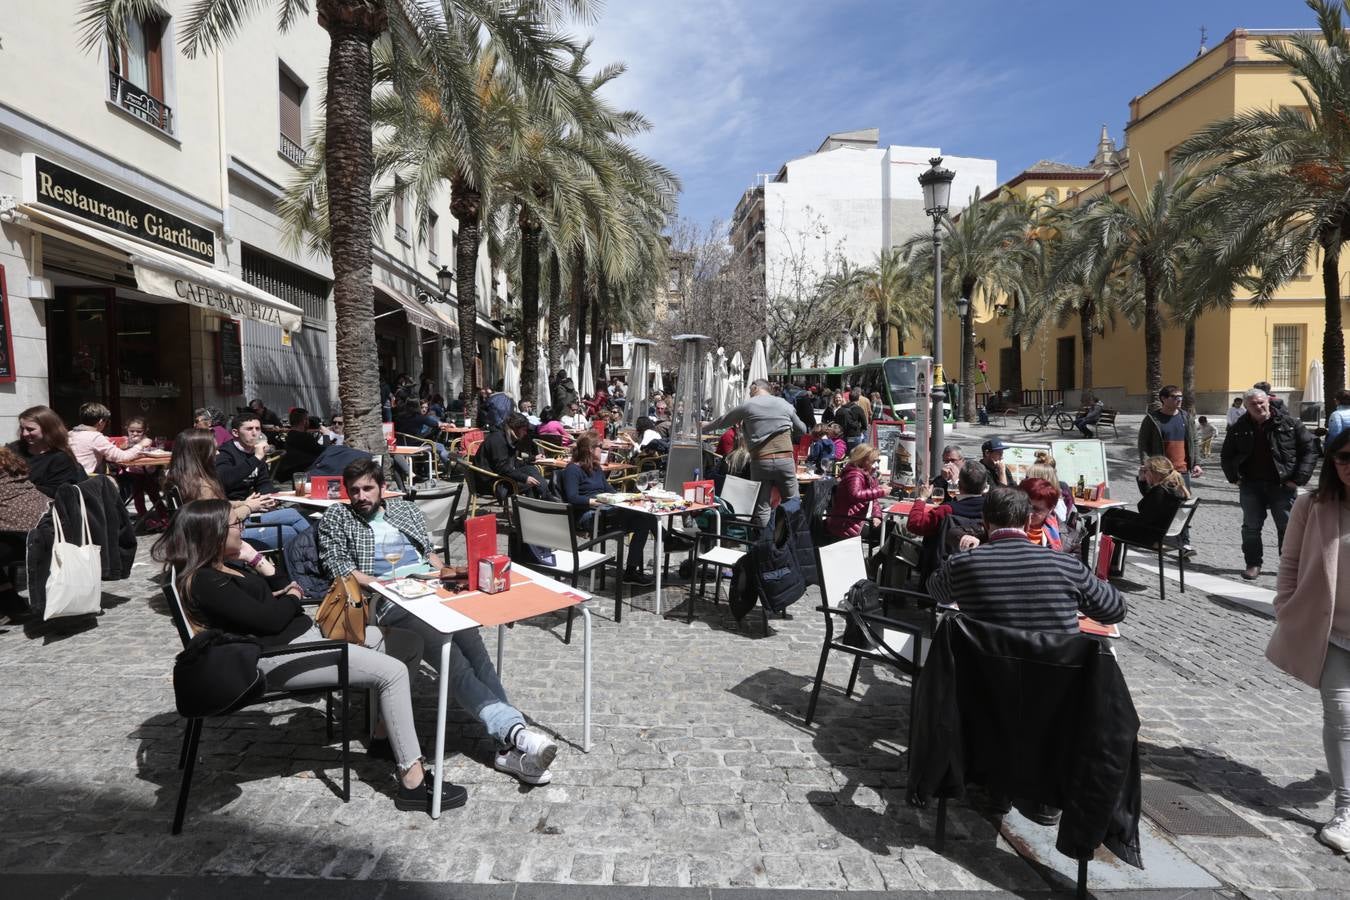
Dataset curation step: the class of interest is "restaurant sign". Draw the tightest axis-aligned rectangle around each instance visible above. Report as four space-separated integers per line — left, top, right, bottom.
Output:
134 265 303 332
24 156 216 264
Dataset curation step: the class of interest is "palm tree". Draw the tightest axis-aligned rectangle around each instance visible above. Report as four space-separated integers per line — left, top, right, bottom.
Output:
844 248 928 356
901 192 1034 422
1172 0 1350 416
80 1 594 446
1048 168 1198 405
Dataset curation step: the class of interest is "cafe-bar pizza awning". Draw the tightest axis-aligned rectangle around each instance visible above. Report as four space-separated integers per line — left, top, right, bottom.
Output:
5 204 305 332
374 282 455 338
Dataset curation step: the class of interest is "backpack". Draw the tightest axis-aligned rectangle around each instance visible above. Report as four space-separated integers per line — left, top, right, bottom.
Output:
780 497 818 587
746 504 806 615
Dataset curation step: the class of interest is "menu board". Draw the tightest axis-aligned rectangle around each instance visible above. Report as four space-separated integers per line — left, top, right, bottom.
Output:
0 266 13 383
870 421 916 487
1050 439 1111 495
216 318 243 395
1003 442 1051 483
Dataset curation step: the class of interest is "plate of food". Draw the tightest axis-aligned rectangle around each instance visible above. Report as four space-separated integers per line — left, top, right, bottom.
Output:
389 578 436 599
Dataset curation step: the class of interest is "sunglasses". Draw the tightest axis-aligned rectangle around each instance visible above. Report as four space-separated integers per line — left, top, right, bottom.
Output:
1334 453 1350 465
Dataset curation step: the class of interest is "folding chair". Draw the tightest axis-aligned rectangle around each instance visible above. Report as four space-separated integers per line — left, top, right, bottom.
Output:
1110 497 1200 601
512 495 625 640
162 567 351 834
805 536 936 728
410 481 467 559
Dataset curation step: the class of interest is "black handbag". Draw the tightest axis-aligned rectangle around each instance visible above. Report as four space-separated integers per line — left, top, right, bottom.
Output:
173 628 265 718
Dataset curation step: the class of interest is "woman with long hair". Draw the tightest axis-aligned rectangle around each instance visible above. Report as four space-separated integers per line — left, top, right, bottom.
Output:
7 405 86 497
152 500 463 814
558 433 656 585
1099 456 1189 548
825 442 888 541
0 445 49 621
165 428 293 552
1268 430 1350 851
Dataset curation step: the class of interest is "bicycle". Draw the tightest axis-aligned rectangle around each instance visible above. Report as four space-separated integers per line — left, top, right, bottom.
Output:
1023 400 1068 433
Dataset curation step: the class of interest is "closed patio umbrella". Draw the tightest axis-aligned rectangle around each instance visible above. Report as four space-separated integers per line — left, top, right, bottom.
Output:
749 339 768 385
564 347 579 388
581 353 595 400
729 351 746 405
651 360 664 396
1308 358 1325 406
503 341 521 401
536 343 551 412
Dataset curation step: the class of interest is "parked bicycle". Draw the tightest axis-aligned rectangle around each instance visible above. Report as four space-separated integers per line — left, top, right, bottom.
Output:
1023 400 1074 433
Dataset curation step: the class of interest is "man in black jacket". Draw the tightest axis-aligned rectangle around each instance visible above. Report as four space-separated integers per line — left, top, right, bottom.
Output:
217 414 310 549
477 413 550 499
274 408 322 482
1221 387 1316 580
835 389 868 451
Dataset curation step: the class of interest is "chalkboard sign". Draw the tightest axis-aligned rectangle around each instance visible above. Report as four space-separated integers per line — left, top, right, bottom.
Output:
870 420 916 486
0 266 13 383
216 318 243 395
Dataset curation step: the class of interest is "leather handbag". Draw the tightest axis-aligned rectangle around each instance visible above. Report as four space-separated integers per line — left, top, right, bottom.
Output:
44 490 103 620
314 573 369 644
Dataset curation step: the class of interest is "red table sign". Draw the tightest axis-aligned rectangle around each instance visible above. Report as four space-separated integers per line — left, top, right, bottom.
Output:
464 514 498 591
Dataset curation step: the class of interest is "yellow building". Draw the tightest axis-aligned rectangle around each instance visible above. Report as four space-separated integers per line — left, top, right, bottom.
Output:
958 28 1328 416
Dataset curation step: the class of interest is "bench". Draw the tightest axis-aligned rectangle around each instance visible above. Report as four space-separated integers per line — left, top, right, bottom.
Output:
1069 406 1118 438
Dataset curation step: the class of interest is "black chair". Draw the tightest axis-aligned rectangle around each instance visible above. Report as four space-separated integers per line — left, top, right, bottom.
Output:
162 567 351 834
805 536 935 728
1106 497 1200 601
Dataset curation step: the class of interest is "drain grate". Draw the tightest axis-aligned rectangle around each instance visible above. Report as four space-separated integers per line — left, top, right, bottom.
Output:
1141 778 1264 837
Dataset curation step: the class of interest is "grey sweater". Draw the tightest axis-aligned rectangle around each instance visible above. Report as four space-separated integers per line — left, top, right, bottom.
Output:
709 394 807 452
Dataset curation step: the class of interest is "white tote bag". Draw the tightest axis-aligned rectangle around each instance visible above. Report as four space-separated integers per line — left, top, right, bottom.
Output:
44 490 103 620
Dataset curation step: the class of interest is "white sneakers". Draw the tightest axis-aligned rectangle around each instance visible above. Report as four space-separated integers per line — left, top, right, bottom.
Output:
1319 809 1350 853
494 727 558 786
494 748 552 785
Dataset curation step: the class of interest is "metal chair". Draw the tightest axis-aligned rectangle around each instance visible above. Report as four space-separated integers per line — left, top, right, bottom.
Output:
511 495 626 639
409 480 466 559
805 536 935 727
1108 497 1200 601
162 566 351 834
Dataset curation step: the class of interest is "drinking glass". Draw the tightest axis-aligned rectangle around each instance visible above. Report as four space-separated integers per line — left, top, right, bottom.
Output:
382 536 403 575
931 485 947 503
292 474 307 497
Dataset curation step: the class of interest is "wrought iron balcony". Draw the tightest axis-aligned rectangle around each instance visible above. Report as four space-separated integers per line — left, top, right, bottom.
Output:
108 70 173 133
279 132 305 165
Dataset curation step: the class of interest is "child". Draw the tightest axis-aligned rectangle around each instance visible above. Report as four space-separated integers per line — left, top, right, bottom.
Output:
829 422 847 462
1197 415 1217 459
118 416 170 531
805 424 836 475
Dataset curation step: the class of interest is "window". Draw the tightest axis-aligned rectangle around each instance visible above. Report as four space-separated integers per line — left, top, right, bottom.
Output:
241 246 329 325
393 178 408 244
1042 187 1059 203
109 16 172 133
1271 325 1304 389
609 343 625 368
666 266 681 293
426 212 439 262
278 67 306 165
999 347 1016 393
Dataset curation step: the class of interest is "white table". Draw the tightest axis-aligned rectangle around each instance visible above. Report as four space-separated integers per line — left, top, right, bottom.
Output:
601 498 717 617
369 565 592 818
269 489 402 510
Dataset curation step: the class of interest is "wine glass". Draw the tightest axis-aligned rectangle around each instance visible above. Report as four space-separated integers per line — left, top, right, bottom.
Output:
382 536 403 575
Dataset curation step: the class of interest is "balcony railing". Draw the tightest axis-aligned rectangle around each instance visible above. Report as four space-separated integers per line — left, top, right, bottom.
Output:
279 132 305 165
108 70 173 133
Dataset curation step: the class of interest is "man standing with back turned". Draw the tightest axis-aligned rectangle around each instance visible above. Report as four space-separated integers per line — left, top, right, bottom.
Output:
708 379 808 526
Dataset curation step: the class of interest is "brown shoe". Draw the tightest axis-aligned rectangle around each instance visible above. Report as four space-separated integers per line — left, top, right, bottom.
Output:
1241 566 1260 581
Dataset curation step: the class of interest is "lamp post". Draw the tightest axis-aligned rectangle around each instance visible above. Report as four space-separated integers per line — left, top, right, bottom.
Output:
918 156 955 480
956 295 969 421
436 265 454 298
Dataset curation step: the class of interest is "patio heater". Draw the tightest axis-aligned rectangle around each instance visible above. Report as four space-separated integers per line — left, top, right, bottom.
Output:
626 338 654 428
665 334 710 491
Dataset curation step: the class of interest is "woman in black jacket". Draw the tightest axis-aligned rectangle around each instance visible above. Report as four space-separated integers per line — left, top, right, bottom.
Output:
1100 455 1188 546
153 500 465 815
8 405 86 498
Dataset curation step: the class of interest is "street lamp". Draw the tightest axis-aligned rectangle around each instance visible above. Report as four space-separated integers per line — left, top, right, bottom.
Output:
436 265 454 297
918 156 955 480
956 295 969 420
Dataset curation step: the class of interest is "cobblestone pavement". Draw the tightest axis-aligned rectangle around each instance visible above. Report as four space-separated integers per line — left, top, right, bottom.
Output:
0 414 1345 897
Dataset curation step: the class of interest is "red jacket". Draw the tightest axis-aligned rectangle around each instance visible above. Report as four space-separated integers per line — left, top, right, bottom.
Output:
718 427 737 457
826 464 887 538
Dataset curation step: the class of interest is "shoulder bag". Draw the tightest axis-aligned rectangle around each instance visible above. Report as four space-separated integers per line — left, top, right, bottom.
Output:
44 490 103 620
314 573 369 643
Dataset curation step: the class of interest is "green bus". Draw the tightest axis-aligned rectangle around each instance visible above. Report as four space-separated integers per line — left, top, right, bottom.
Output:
843 356 954 424
769 365 849 392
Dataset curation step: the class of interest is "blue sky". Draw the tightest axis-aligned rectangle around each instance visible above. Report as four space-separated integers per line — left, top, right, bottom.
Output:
582 0 1311 227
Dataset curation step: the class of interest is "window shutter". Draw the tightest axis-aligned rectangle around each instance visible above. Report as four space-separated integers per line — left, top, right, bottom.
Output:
145 19 164 102
279 71 304 144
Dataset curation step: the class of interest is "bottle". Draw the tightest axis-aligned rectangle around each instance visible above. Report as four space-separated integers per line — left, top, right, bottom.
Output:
1076 474 1086 499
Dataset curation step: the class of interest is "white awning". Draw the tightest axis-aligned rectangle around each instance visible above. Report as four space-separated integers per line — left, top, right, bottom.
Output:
374 283 453 337
6 204 304 332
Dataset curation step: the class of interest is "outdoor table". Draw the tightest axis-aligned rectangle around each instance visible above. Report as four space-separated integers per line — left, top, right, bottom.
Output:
878 498 928 546
369 565 592 818
534 457 632 474
117 452 172 469
391 444 438 483
268 488 402 510
1070 496 1126 567
439 423 474 434
599 492 716 616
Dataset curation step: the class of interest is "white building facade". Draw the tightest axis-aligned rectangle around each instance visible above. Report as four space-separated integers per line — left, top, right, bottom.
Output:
0 3 502 437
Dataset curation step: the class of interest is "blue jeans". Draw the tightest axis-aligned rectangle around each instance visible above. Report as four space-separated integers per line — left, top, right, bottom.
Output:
244 507 311 549
580 507 655 569
1238 479 1296 568
375 598 525 745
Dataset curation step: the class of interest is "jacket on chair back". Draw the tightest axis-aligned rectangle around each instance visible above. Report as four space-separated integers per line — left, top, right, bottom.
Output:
25 477 137 617
908 613 1142 868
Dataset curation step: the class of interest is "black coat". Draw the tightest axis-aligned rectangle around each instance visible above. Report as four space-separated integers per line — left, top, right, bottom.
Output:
1100 484 1183 546
1220 412 1316 485
25 477 137 618
6 441 87 498
216 441 275 499
908 613 1142 868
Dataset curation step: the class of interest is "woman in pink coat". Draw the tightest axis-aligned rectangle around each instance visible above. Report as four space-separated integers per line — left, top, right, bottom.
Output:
824 443 887 541
1269 429 1350 852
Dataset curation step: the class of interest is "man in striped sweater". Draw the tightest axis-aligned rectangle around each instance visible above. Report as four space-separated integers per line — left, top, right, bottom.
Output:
928 487 1126 633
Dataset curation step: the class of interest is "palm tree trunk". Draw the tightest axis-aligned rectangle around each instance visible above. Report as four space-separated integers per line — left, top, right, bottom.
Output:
317 0 386 456
572 248 587 364
1079 297 1095 403
1008 336 1024 405
960 277 977 422
1324 240 1345 420
1142 267 1164 407
1181 317 1197 413
450 173 482 425
547 250 562 380
519 208 541 405
589 280 606 385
